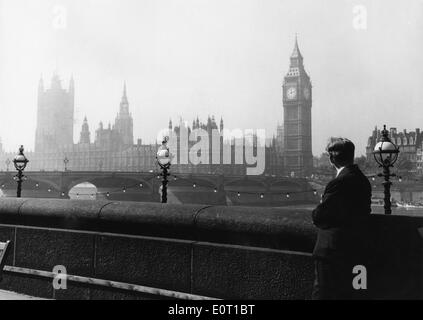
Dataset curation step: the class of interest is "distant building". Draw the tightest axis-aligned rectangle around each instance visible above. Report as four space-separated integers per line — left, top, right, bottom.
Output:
0 75 157 172
366 126 423 175
275 123 284 153
0 75 263 175
264 138 282 176
35 74 74 152
168 116 250 175
417 145 423 175
1 36 316 177
282 37 313 177
266 123 285 176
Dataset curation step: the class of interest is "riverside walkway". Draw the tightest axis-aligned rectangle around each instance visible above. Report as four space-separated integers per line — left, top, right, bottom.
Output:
0 289 45 300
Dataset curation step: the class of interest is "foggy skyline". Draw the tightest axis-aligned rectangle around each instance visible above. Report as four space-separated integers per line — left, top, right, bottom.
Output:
1 0 423 156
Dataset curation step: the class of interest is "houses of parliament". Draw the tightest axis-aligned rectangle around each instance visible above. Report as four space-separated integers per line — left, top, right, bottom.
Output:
0 38 313 177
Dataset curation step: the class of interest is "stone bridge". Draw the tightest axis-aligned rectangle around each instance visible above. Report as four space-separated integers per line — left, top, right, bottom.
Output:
0 171 316 206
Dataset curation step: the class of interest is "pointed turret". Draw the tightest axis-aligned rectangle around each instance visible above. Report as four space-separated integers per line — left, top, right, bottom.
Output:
122 82 128 104
69 75 74 93
288 34 305 72
119 82 129 114
286 35 309 78
290 34 303 60
79 116 91 144
115 81 134 147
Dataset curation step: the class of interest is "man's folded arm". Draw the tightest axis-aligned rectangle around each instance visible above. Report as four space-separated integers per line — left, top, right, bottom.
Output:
312 180 345 229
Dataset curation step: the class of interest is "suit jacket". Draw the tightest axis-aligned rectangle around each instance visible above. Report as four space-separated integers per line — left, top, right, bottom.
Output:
312 164 372 259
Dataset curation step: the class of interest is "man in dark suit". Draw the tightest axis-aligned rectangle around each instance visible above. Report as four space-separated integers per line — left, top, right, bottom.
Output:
311 138 372 300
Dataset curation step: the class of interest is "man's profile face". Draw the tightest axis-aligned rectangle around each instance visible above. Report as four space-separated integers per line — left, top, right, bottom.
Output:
327 152 339 169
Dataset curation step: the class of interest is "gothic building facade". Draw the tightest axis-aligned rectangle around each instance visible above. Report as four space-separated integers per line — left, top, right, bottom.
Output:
282 37 313 177
0 75 254 175
1 38 314 176
0 75 158 172
167 116 250 175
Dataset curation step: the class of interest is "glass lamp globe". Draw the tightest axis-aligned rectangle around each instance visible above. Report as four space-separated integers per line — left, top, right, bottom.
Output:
373 140 399 167
13 146 29 171
157 144 171 167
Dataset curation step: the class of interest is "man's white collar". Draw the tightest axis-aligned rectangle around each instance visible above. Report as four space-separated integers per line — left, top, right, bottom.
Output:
336 166 346 177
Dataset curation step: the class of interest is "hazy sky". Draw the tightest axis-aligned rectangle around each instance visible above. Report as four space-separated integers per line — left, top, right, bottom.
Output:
1 0 423 156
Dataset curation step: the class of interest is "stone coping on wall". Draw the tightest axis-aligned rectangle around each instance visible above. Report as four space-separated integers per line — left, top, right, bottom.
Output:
0 198 318 252
0 198 423 254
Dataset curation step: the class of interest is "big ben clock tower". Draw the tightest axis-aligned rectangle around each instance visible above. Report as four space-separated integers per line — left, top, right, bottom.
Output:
282 36 313 177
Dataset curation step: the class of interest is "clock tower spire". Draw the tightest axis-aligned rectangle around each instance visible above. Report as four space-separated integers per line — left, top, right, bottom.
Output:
282 36 313 177
291 34 303 62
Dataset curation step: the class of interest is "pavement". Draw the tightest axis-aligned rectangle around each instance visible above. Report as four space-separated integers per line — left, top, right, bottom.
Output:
0 289 45 300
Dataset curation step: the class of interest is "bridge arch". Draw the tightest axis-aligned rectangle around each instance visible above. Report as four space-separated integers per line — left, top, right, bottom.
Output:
66 176 154 194
69 182 98 200
65 175 157 202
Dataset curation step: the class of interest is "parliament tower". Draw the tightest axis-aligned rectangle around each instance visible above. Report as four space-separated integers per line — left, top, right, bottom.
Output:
282 37 313 177
114 82 134 147
35 74 75 152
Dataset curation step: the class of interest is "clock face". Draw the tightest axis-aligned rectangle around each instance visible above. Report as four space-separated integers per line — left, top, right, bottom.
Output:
286 87 297 100
303 87 310 100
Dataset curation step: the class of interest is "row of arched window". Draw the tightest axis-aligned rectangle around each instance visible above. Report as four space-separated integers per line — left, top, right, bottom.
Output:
394 135 415 146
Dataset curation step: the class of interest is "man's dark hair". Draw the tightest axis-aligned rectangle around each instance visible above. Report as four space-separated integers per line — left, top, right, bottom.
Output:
326 138 355 167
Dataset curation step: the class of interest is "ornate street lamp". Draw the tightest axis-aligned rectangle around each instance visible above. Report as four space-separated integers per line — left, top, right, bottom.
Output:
63 156 69 172
373 125 399 215
156 137 172 203
13 145 29 198
5 158 10 171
